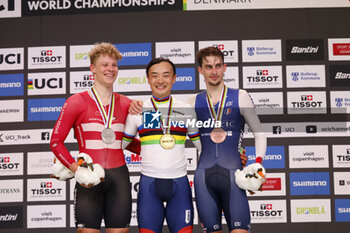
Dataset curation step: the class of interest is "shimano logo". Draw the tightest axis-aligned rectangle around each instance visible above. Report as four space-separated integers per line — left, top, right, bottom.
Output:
30 106 62 113
248 154 282 160
293 181 327 187
177 76 192 82
335 72 350 79
291 46 319 54
338 208 350 213
121 51 149 57
0 82 21 88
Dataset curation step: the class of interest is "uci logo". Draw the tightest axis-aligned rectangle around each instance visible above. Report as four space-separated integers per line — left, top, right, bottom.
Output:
0 0 21 18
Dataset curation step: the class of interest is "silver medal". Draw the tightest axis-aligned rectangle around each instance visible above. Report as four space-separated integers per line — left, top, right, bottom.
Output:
101 128 115 144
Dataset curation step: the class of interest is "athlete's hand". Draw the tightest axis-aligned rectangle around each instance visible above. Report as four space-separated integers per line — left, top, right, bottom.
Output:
74 153 105 188
240 147 247 168
51 157 74 181
235 162 266 194
129 99 143 115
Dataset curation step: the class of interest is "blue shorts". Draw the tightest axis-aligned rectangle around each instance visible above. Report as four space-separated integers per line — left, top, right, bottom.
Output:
194 165 251 232
137 174 193 233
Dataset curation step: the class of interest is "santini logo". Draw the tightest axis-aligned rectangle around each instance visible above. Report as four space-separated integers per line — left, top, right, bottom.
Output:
0 214 18 221
335 72 350 79
291 46 319 54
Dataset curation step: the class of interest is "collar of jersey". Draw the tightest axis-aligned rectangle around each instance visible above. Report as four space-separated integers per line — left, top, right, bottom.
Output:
152 95 171 104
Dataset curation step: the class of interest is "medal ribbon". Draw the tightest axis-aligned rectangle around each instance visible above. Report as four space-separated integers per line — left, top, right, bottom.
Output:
91 87 115 128
150 96 173 134
206 85 228 123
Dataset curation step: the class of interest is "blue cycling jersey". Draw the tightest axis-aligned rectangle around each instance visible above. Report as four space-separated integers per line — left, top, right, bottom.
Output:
195 88 245 169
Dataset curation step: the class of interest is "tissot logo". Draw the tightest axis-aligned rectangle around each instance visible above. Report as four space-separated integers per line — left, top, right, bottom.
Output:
247 69 278 83
197 40 239 63
32 50 61 62
249 200 286 223
291 95 322 108
243 66 282 89
28 179 65 201
286 39 324 61
261 204 272 210
0 156 19 170
70 71 94 94
28 46 66 69
84 75 94 81
330 65 350 87
288 91 326 114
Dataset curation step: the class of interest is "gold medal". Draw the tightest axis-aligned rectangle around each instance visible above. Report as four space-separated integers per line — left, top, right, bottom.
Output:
160 133 176 150
210 128 226 144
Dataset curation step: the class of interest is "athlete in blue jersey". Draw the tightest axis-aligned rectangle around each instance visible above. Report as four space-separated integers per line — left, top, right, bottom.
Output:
191 47 267 233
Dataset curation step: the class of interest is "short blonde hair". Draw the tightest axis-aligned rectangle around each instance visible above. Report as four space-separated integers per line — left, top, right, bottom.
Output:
89 42 122 65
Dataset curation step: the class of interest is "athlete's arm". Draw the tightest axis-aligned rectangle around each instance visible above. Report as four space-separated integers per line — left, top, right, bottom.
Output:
129 99 143 115
185 102 202 154
122 114 141 150
50 94 85 170
239 89 267 164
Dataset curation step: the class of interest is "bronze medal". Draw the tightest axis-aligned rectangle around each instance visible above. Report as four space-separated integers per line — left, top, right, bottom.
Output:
210 128 226 144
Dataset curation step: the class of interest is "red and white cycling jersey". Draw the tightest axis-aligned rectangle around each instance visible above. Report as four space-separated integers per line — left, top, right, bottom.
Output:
50 90 140 169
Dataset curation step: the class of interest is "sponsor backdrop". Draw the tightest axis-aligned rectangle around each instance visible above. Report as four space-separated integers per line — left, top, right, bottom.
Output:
1 1 350 233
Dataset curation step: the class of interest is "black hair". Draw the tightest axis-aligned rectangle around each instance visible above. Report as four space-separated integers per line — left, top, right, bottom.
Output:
146 57 176 76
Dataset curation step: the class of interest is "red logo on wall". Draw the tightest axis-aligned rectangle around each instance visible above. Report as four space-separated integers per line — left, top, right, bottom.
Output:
333 43 350 55
262 178 282 191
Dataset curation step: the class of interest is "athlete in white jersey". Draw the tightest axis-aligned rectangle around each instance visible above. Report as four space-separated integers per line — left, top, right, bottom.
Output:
122 58 201 233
